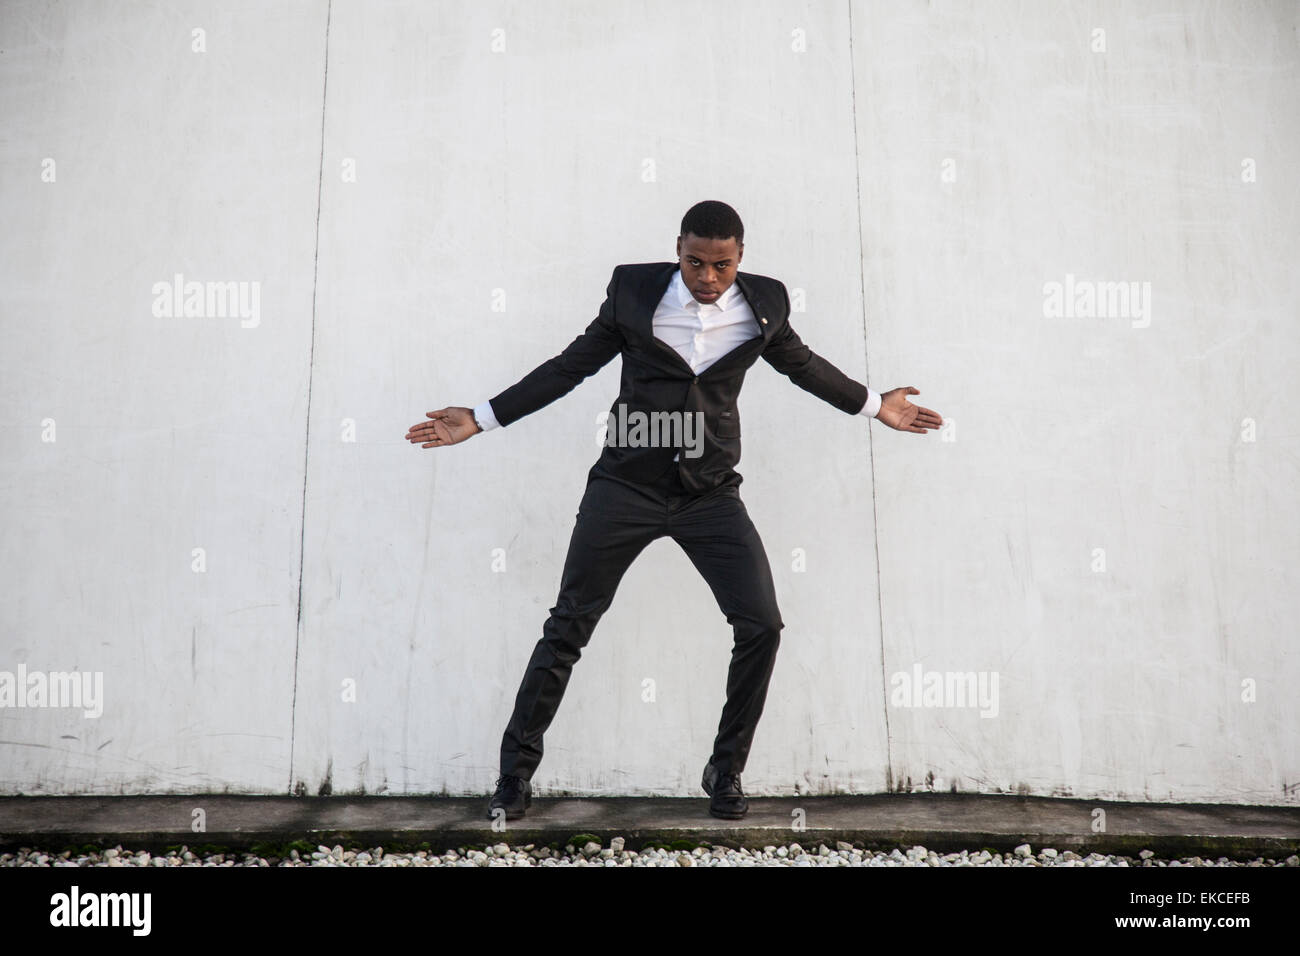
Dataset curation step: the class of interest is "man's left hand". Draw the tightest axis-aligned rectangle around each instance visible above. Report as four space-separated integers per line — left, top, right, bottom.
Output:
875 387 943 434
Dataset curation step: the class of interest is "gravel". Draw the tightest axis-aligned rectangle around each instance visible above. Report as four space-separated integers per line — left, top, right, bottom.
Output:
4 843 1296 867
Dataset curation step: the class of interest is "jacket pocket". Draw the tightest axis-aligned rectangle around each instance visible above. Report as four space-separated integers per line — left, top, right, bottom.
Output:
716 409 741 439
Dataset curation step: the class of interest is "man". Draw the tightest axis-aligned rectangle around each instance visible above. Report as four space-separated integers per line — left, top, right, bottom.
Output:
405 200 942 820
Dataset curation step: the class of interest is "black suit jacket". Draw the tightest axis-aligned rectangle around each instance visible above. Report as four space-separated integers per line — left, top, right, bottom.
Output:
488 262 870 493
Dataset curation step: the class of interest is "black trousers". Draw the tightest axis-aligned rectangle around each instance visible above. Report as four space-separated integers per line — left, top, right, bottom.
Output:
498 457 785 781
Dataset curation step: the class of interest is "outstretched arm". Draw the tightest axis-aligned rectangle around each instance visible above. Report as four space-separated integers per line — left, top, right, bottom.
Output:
485 267 626 427
761 306 873 415
406 267 626 449
761 287 942 434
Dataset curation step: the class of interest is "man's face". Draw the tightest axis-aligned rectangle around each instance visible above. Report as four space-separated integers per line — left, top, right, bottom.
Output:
676 233 743 304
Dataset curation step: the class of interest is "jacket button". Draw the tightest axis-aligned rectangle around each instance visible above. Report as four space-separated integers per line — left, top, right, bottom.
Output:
760 317 768 324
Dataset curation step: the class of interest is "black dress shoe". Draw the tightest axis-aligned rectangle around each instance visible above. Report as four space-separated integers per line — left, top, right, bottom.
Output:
701 760 748 819
486 773 532 820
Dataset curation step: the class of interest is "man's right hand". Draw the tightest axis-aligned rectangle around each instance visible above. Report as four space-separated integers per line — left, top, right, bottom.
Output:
405 407 480 448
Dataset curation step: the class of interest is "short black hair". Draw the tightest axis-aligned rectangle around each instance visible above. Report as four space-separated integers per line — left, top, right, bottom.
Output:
680 200 744 245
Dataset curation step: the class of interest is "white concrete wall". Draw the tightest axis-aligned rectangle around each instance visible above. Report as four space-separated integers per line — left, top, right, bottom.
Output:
1 0 1296 803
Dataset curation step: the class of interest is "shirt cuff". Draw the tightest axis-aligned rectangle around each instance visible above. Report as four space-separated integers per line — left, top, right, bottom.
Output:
859 389 882 419
472 399 500 432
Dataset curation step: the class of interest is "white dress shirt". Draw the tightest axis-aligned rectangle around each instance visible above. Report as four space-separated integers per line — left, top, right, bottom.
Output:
471 268 881 431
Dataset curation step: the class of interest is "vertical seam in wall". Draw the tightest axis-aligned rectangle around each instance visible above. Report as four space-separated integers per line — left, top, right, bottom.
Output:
847 0 893 793
289 0 332 795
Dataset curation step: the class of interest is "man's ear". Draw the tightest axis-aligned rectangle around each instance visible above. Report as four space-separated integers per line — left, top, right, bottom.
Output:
675 236 682 258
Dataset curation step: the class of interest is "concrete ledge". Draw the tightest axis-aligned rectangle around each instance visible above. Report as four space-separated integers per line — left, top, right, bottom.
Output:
2 793 1298 858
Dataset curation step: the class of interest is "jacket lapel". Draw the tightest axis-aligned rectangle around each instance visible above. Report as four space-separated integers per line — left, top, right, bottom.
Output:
733 272 774 347
639 263 694 375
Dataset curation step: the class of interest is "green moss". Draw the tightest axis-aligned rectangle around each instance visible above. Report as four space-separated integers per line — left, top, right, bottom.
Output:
189 844 229 856
247 839 316 859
